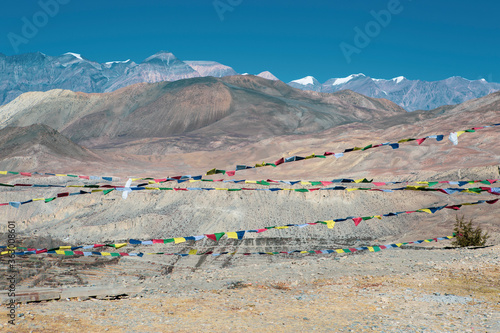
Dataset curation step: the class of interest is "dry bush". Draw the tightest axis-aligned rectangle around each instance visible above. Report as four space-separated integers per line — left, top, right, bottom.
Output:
452 215 489 247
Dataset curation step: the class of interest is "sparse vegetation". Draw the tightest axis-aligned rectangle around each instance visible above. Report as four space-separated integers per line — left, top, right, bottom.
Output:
452 215 489 247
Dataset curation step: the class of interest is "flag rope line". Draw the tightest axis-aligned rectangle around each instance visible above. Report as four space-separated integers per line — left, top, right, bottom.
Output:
1 123 498 181
1 198 495 254
2 185 500 209
2 234 456 257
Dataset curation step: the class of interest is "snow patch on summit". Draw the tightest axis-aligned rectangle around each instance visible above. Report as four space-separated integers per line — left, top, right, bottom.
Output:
292 76 317 85
331 73 365 86
64 52 83 60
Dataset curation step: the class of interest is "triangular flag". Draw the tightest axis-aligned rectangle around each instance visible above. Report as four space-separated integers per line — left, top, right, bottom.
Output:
325 220 335 229
352 217 362 226
416 138 426 145
206 233 225 241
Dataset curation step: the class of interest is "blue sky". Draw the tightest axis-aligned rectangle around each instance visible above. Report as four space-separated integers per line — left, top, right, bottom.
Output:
1 0 499 83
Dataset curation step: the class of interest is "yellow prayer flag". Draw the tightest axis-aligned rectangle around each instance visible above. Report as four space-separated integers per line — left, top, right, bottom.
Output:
227 232 238 239
368 247 375 252
300 251 308 254
325 220 335 229
336 249 344 253
456 130 466 137
174 238 186 244
354 178 364 183
418 209 432 214
33 198 45 201
301 181 311 185
148 180 156 184
114 243 128 249
55 250 66 255
275 226 289 229
424 239 431 243
245 180 257 184
347 188 359 192
215 188 228 191
55 174 67 177
396 243 402 247
101 252 111 256
374 215 382 219
0 171 7 175
59 246 71 250
146 187 159 190
188 249 198 255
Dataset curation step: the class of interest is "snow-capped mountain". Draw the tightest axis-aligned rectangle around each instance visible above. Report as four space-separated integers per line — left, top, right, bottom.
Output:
184 61 238 77
288 73 500 111
0 51 205 105
257 71 279 81
1 51 499 111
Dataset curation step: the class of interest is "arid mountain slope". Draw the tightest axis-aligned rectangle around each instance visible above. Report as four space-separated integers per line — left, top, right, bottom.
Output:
0 76 406 148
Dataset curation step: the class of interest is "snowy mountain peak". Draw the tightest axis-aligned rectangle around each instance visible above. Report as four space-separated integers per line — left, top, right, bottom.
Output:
331 73 366 86
104 59 131 65
291 76 318 85
64 52 84 60
257 71 279 81
391 76 406 83
143 51 177 63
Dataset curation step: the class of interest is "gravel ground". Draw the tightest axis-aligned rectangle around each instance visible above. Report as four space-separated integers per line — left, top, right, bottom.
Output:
1 245 499 332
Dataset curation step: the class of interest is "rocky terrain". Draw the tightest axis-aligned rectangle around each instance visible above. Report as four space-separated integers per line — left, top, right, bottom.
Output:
0 245 498 332
0 77 499 332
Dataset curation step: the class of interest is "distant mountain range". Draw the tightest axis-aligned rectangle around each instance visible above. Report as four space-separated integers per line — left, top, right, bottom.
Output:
288 74 500 111
1 51 499 111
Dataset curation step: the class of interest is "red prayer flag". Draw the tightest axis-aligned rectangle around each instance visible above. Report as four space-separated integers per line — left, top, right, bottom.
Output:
20 172 31 177
206 234 217 241
416 138 426 145
79 175 90 180
320 181 332 186
153 239 164 244
226 170 236 177
352 217 362 226
73 251 84 255
274 157 284 166
372 182 386 186
324 152 334 156
57 192 69 197
487 199 499 204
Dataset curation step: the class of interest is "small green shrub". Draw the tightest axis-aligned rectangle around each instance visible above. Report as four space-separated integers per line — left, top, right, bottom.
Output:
452 215 489 247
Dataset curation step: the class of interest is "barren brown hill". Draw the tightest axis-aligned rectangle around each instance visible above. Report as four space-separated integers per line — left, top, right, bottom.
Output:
0 75 406 149
0 124 101 172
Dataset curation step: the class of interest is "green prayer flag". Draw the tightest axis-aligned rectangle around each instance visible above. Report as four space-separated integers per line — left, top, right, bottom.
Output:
45 197 56 203
213 232 225 241
294 188 310 192
103 189 114 195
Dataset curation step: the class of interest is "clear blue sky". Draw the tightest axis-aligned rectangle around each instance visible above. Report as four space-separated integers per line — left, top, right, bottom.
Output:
1 0 499 83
